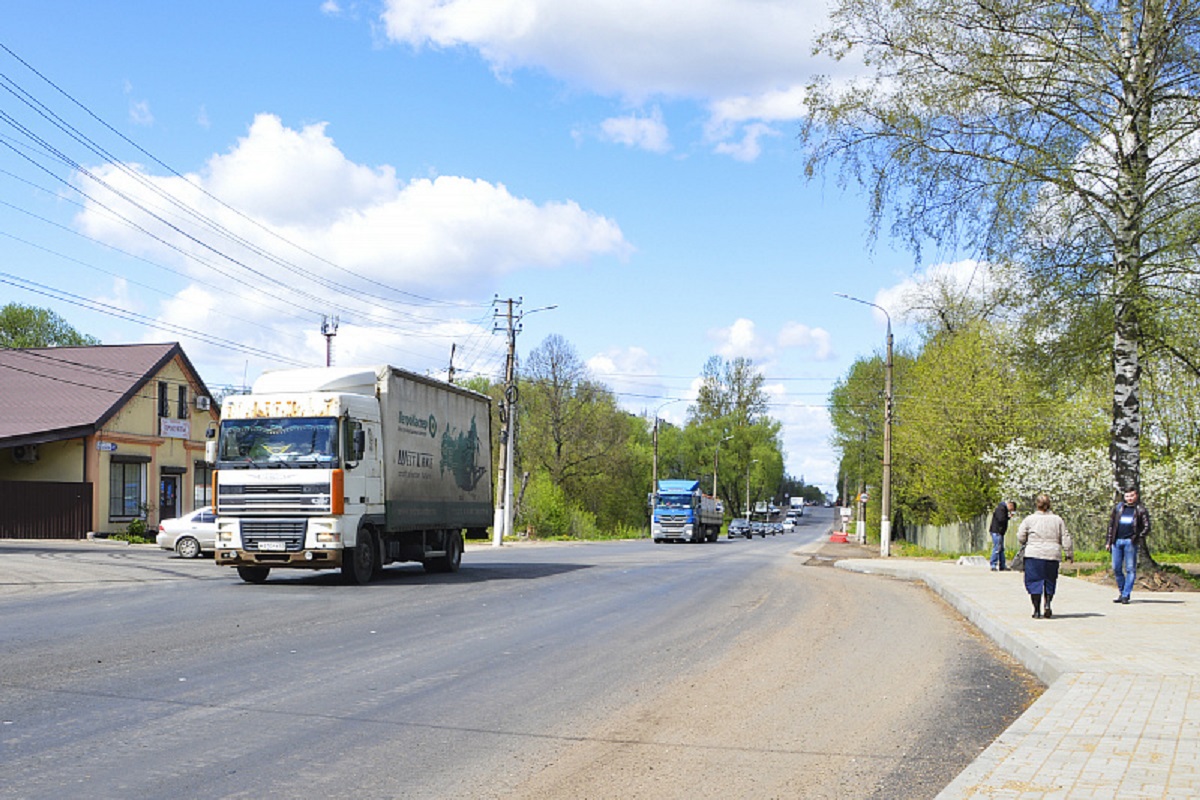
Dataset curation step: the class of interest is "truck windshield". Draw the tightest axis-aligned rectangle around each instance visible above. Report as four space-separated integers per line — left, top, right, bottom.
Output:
217 418 339 467
657 494 692 509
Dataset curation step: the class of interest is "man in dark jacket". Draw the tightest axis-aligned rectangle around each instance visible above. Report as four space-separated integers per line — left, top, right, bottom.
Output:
1107 488 1151 604
989 500 1015 571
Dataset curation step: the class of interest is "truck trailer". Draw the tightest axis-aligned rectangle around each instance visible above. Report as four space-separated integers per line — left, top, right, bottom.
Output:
651 479 723 543
209 365 492 584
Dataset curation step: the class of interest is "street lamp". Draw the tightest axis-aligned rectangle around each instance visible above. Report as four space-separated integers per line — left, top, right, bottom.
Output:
835 292 893 557
745 458 760 522
713 434 733 497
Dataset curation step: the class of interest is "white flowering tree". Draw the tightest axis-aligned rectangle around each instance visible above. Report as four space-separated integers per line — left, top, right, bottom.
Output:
985 440 1200 555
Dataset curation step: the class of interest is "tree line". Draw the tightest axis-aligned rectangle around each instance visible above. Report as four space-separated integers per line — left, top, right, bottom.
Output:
464 334 813 538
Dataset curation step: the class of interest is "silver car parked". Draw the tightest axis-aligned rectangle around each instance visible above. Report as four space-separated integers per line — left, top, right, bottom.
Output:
156 507 217 558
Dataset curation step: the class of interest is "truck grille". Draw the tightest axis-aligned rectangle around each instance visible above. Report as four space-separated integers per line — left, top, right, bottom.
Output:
241 519 306 551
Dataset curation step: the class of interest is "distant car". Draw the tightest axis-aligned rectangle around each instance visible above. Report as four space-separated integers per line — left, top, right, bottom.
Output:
728 519 752 539
156 507 217 558
782 518 795 533
771 522 784 535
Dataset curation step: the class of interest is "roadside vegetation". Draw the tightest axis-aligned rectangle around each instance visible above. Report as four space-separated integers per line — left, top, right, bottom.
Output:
463 337 818 541
811 0 1200 559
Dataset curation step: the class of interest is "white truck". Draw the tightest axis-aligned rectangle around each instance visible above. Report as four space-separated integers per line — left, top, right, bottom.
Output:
209 365 492 584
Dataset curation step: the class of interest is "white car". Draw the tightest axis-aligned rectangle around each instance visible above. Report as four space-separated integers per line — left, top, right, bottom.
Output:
156 507 217 558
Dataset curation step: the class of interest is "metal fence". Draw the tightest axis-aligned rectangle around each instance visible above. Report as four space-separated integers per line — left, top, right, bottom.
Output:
0 480 92 539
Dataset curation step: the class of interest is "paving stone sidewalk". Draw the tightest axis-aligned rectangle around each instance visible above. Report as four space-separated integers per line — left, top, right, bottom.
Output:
831 553 1200 799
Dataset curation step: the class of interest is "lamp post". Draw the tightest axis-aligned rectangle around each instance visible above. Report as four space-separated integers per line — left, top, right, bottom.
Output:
835 292 893 557
713 434 733 498
745 458 760 522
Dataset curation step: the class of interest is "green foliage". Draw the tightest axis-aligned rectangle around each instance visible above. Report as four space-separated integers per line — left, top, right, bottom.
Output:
516 470 572 538
0 303 100 348
807 0 1200 505
494 338 788 540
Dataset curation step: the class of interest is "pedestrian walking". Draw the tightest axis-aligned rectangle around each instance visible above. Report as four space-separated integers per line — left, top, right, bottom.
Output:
1017 494 1073 619
989 499 1016 571
1106 487 1151 605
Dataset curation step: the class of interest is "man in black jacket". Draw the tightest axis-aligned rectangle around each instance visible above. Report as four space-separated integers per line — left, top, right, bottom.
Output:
989 500 1015 571
1107 488 1151 604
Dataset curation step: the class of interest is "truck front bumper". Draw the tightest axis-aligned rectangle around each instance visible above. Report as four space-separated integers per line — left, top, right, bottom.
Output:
215 548 343 569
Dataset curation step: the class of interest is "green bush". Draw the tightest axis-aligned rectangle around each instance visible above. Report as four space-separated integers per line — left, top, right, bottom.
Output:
516 471 572 538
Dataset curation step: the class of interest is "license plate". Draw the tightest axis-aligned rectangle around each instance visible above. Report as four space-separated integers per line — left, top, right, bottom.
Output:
257 540 286 551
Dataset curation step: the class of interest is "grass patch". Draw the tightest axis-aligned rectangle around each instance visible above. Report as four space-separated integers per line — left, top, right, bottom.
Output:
894 541 960 559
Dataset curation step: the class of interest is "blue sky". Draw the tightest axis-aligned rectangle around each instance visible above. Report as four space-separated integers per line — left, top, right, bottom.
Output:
0 1 951 494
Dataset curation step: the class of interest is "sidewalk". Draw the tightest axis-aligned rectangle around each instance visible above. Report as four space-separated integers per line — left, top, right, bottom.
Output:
830 551 1200 799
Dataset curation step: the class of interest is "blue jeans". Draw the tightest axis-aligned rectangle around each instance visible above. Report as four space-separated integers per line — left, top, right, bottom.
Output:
1112 538 1137 598
990 532 1006 570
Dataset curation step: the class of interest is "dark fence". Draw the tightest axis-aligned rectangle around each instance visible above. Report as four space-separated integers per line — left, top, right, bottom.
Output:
0 480 93 539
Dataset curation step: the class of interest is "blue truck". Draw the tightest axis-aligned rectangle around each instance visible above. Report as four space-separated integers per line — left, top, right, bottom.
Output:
651 479 723 543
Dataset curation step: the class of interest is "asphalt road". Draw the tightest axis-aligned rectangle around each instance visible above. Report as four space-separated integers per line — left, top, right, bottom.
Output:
0 510 1038 799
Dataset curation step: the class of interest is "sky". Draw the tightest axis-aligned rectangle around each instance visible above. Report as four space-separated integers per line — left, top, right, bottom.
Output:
0 1 954 495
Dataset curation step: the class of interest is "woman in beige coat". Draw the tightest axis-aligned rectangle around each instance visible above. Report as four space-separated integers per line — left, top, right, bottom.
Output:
1017 494 1074 619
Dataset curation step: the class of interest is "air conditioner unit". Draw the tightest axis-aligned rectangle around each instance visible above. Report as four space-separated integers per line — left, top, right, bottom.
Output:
12 444 39 464
195 396 211 411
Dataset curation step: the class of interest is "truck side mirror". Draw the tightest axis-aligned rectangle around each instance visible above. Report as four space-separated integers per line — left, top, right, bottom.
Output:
204 439 217 465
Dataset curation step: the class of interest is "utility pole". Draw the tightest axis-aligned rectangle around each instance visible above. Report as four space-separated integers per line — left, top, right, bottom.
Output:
447 343 456 384
321 315 339 367
491 297 557 547
493 298 519 547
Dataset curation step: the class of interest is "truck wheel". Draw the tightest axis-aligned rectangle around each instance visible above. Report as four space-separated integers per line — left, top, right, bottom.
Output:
342 530 376 585
237 566 270 584
424 531 462 573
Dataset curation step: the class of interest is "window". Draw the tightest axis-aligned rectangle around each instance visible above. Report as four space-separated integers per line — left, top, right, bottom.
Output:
194 462 213 507
109 462 145 519
158 381 170 418
177 384 189 419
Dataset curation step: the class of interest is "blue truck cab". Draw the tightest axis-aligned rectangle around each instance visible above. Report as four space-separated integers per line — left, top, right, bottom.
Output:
651 479 723 543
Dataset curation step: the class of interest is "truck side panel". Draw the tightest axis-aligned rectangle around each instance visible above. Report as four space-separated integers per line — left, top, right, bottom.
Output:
378 367 492 533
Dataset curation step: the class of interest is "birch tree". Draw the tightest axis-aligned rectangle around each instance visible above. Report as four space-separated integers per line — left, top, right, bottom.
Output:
805 0 1200 497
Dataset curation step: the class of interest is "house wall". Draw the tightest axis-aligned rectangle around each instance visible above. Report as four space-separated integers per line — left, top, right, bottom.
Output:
0 439 86 482
88 354 217 535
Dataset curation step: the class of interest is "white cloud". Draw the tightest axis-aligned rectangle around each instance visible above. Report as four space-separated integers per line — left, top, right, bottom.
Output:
196 105 210 129
713 122 781 162
69 113 627 385
378 0 838 161
74 113 630 291
710 317 770 360
321 0 342 14
587 345 682 412
599 107 670 153
710 317 834 361
128 99 153 126
777 321 833 360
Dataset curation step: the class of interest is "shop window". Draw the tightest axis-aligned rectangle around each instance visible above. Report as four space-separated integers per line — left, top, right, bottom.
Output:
109 461 145 519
